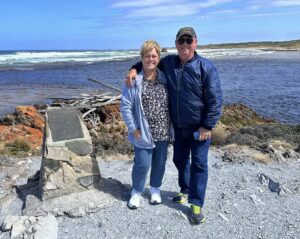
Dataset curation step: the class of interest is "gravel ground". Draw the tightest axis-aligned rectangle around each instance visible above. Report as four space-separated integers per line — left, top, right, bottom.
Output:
1 146 300 239
59 146 300 239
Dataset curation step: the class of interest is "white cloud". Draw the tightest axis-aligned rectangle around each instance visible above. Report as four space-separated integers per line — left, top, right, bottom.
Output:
210 9 238 14
112 0 234 18
111 0 182 8
194 0 233 8
234 11 300 18
246 1 269 10
126 4 198 17
248 0 300 9
273 0 300 6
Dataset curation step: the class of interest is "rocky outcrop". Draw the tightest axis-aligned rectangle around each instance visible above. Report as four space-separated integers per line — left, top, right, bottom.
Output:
0 106 44 156
1 103 299 163
211 104 300 163
1 106 44 130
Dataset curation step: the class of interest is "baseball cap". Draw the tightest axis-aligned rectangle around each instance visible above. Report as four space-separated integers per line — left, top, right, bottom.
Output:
176 27 197 40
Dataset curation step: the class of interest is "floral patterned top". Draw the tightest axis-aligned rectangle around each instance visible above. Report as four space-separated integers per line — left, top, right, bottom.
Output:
141 77 170 141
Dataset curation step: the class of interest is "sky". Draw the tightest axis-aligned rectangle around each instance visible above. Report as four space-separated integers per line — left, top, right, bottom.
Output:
0 0 300 50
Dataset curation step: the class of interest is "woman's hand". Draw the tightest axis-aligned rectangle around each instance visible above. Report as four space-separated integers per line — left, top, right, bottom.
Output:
133 129 141 139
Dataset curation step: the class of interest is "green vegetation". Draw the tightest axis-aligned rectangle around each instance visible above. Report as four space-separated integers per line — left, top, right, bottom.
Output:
4 138 31 156
226 124 300 151
201 39 300 50
92 122 133 156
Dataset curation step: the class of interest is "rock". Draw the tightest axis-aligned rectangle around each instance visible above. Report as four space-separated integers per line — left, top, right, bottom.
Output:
220 104 274 130
222 151 235 162
268 178 281 193
174 210 188 221
1 215 58 239
65 140 92 156
42 189 116 217
14 106 44 130
40 109 101 199
258 173 281 194
0 106 44 155
283 149 300 160
212 162 222 169
66 207 87 218
218 213 229 221
279 185 293 196
222 144 272 164
77 175 101 187
1 216 21 231
250 194 265 205
22 195 46 217
264 141 300 162
32 215 58 239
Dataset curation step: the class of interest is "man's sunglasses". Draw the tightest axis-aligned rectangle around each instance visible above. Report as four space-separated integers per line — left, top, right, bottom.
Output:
177 38 193 45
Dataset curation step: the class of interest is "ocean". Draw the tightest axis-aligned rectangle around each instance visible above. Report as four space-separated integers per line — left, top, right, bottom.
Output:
0 49 299 124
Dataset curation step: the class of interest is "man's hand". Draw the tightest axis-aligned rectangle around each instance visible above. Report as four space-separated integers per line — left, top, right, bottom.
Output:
125 69 137 87
197 127 211 141
133 129 141 139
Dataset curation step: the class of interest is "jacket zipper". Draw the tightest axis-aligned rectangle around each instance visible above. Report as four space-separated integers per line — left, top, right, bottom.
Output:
137 79 155 147
177 66 184 128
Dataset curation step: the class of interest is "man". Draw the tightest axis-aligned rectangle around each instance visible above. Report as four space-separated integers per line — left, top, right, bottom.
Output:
126 27 222 224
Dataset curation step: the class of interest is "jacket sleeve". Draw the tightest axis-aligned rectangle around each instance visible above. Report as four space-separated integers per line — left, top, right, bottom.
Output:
130 62 143 73
202 64 223 130
120 85 138 133
131 59 165 72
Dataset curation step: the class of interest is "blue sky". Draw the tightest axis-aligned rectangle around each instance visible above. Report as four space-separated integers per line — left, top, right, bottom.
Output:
1 0 300 50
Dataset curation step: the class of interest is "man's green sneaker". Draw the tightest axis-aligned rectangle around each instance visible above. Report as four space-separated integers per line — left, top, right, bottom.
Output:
172 193 188 204
189 204 205 225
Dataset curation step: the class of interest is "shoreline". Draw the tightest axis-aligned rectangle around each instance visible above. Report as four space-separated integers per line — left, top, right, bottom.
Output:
1 50 299 125
1 47 300 71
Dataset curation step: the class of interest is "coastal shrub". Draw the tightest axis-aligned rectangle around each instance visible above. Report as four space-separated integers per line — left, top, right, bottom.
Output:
92 130 133 156
226 124 300 149
219 104 275 130
211 129 227 146
5 138 31 155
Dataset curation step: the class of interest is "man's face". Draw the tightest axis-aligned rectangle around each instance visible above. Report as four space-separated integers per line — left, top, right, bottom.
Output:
175 34 197 62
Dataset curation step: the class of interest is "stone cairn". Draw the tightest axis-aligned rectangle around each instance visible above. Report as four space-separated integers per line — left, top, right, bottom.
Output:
39 108 101 199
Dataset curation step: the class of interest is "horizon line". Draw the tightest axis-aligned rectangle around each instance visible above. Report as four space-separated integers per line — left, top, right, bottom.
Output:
1 38 299 51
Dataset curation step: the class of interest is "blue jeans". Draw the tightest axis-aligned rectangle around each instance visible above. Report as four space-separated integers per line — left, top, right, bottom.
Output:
173 127 211 207
132 141 169 193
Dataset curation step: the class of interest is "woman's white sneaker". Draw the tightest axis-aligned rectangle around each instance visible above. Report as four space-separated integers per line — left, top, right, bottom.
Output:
150 187 161 205
128 192 141 209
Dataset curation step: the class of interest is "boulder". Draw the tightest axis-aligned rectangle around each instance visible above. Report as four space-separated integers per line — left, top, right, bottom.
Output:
0 106 44 155
1 215 58 239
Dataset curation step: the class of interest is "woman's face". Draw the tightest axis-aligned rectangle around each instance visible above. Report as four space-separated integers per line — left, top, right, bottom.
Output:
142 48 160 72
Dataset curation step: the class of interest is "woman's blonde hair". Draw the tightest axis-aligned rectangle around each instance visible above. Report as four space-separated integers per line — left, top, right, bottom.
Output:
140 40 161 58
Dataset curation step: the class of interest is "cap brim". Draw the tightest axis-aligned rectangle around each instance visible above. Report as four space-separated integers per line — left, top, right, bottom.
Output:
176 33 194 40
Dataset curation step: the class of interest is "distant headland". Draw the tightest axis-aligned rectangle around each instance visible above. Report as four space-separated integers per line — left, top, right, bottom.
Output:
201 39 300 50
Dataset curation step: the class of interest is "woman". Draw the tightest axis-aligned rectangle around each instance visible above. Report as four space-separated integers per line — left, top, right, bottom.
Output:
121 40 170 209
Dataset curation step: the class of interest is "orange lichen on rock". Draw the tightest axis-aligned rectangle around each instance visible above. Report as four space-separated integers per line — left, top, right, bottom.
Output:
15 106 45 130
0 106 44 155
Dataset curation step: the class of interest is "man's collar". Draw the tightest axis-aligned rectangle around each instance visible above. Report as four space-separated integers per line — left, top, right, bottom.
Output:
176 51 198 65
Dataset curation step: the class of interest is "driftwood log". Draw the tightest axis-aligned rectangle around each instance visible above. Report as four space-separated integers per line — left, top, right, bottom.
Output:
43 78 122 128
